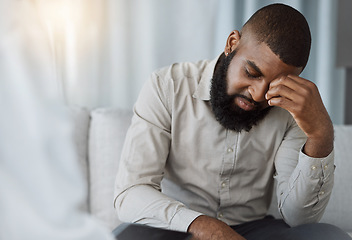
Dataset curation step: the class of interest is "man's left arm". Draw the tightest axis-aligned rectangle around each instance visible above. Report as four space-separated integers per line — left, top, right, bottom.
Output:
266 74 335 226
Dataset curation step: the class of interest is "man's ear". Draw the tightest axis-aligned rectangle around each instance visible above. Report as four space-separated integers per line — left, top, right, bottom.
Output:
224 30 241 56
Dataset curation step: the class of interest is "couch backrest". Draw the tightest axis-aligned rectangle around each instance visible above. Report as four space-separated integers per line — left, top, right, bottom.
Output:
320 125 352 231
89 108 133 229
71 107 352 232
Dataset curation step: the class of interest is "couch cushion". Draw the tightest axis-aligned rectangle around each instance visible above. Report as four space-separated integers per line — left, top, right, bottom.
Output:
69 106 90 212
320 125 352 232
89 108 133 230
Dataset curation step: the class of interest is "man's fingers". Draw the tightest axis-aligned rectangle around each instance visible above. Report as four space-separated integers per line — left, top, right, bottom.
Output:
270 74 307 87
268 75 304 92
266 84 296 102
268 96 295 110
266 75 317 105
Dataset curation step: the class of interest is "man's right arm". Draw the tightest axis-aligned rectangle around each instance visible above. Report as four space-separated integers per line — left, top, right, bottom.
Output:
113 72 202 232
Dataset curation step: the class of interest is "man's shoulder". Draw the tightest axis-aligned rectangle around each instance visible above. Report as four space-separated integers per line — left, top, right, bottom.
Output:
257 107 295 130
152 58 213 82
268 106 292 118
245 107 300 141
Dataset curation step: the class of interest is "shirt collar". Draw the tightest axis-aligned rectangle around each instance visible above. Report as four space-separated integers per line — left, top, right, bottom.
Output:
192 54 221 101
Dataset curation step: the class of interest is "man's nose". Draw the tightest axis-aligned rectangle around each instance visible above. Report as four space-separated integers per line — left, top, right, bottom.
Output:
248 81 269 103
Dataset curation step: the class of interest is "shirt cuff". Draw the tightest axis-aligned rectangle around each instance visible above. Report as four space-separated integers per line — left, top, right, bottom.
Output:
297 147 334 179
169 207 203 232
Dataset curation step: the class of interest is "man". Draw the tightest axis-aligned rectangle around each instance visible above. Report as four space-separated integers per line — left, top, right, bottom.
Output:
114 3 351 240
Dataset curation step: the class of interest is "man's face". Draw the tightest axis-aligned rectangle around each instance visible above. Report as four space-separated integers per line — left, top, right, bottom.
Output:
210 36 301 132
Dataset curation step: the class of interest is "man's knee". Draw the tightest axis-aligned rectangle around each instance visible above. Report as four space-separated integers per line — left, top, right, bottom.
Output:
285 222 352 240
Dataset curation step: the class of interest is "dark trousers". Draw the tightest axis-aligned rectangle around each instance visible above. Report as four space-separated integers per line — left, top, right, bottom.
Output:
231 216 351 240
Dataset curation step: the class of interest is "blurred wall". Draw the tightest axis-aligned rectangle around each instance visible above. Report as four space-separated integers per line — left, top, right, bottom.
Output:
33 0 347 124
336 0 352 124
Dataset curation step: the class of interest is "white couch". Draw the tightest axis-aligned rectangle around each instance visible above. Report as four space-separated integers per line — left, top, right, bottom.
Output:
70 107 352 235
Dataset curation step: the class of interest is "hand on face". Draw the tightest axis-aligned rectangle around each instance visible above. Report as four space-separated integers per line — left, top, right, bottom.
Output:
265 75 334 157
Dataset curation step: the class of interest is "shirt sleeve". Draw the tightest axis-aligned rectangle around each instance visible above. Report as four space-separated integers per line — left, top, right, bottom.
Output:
113 72 203 232
274 118 335 227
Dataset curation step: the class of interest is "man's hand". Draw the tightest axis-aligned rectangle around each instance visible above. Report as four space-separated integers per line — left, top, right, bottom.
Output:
187 215 246 240
266 74 334 158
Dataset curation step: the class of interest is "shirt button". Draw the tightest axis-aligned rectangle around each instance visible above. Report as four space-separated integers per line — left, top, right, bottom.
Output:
227 147 233 153
218 213 223 218
324 165 328 170
221 182 226 188
311 165 316 170
319 191 325 195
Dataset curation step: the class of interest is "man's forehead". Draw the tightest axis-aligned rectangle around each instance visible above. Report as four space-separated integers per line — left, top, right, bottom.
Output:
236 40 301 75
238 33 303 75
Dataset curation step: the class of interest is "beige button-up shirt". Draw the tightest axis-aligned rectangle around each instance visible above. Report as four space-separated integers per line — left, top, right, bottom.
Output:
114 56 334 232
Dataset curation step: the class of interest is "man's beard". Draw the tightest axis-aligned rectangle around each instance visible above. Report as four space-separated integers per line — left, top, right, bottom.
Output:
210 52 272 132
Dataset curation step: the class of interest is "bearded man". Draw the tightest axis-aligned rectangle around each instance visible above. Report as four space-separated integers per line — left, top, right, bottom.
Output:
114 3 351 240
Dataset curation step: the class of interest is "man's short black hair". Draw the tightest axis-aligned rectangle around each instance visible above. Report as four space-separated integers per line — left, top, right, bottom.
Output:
241 3 311 70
